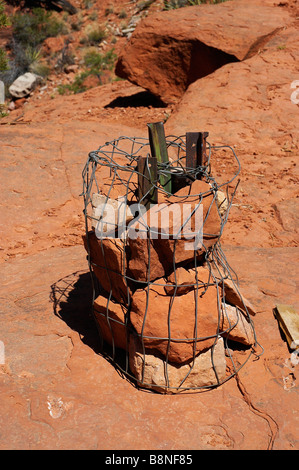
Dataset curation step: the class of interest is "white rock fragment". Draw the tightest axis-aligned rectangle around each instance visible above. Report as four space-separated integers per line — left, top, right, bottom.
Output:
9 72 43 98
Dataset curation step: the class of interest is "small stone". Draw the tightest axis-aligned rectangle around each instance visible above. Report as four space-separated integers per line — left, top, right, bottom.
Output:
64 64 79 74
8 101 15 111
216 190 229 216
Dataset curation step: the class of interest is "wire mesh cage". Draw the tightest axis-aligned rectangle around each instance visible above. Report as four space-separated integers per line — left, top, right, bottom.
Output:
81 124 262 394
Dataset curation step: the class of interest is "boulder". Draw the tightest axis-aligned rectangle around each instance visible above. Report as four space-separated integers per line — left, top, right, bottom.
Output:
94 295 128 351
83 231 131 304
9 73 42 98
115 1 291 103
129 334 227 393
130 283 220 363
166 26 299 150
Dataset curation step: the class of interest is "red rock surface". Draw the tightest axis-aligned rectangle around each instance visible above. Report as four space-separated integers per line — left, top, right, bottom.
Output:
0 0 298 451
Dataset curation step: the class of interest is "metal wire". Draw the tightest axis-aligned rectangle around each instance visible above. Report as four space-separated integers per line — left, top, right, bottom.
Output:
81 135 263 393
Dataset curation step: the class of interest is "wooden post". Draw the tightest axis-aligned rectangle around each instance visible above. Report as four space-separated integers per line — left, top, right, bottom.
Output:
186 131 209 179
137 156 158 210
147 121 172 194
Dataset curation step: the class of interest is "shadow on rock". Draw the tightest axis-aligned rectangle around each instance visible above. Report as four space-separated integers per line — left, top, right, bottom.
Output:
50 270 102 355
50 270 138 387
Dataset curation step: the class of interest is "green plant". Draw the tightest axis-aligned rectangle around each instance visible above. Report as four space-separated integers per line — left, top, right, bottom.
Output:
58 49 117 95
88 11 98 21
29 61 50 78
105 5 114 16
12 8 67 49
118 9 127 19
83 0 94 8
163 0 228 7
0 1 10 71
80 25 106 45
0 104 8 118
84 49 116 71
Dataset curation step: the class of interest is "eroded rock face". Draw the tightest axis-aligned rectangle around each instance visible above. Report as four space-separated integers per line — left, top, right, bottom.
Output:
129 334 227 393
115 1 291 103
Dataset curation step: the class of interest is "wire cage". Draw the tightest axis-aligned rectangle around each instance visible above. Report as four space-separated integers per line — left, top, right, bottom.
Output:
81 126 262 394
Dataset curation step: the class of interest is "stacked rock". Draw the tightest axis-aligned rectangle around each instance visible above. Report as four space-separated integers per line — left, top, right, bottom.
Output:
83 175 256 393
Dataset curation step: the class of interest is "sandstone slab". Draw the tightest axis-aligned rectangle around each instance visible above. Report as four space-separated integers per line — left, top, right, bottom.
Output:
164 266 210 296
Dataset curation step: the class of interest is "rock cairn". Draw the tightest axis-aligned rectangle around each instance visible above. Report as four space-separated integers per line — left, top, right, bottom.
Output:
82 132 257 393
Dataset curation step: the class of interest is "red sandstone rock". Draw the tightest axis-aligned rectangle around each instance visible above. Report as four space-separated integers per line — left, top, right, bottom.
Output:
221 278 256 317
83 231 130 304
128 180 221 282
164 266 210 296
115 1 291 103
94 294 128 350
166 26 299 150
220 302 255 346
130 283 220 363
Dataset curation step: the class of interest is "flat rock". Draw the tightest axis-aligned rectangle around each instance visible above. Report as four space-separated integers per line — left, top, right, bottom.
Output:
164 266 210 296
115 1 291 103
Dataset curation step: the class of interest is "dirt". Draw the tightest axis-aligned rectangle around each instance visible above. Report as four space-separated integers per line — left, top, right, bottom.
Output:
0 0 298 451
